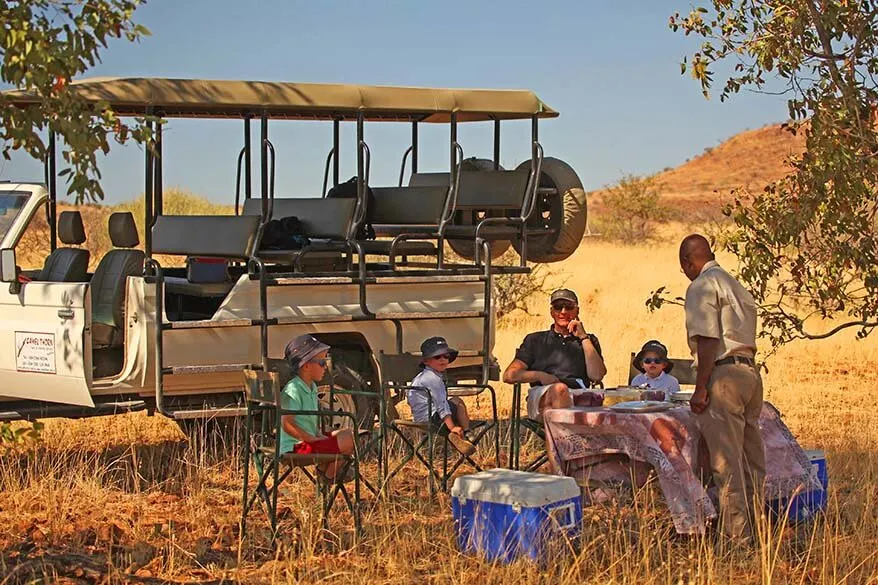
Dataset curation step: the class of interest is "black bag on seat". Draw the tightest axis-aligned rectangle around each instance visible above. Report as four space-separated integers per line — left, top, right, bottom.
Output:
326 176 376 240
260 216 310 250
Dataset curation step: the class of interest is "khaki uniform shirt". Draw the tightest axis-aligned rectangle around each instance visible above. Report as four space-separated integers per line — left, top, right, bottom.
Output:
684 260 757 366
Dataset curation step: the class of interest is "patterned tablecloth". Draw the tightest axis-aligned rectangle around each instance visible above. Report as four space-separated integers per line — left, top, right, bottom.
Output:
542 402 820 534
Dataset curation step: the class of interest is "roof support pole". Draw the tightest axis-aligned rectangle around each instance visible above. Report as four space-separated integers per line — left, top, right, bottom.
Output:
153 116 163 218
47 131 57 251
411 122 418 174
493 120 501 170
333 119 340 188
244 117 252 200
144 118 154 258
260 114 268 218
356 111 365 228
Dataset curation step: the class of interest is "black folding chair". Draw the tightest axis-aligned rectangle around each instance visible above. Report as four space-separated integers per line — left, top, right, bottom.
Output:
508 378 606 472
508 383 550 472
240 368 362 544
379 352 499 494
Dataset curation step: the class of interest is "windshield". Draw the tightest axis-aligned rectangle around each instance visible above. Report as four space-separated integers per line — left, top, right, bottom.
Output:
0 192 30 242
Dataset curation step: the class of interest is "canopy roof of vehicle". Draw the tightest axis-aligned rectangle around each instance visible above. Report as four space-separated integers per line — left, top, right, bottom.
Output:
4 77 559 122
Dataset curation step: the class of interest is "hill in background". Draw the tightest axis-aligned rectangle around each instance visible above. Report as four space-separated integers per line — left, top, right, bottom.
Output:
589 123 806 217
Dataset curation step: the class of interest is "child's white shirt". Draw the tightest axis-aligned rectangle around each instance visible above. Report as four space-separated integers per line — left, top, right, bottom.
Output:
631 371 680 393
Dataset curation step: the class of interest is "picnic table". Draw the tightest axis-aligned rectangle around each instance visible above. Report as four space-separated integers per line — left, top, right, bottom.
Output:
543 402 820 534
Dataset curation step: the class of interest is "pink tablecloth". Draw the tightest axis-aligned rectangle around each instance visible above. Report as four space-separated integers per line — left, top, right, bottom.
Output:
543 402 820 534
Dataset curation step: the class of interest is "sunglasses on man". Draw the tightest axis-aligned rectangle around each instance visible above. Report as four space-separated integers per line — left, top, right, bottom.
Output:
642 357 666 365
551 302 578 312
309 357 329 368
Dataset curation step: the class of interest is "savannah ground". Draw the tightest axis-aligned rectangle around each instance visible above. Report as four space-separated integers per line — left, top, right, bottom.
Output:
2 224 877 584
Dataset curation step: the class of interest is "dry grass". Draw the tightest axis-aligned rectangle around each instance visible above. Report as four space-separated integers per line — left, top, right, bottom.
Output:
2 226 877 584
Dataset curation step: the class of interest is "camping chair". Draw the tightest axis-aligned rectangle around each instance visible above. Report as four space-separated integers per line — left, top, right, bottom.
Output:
627 354 697 386
240 368 363 543
379 352 499 495
508 378 606 472
508 383 550 472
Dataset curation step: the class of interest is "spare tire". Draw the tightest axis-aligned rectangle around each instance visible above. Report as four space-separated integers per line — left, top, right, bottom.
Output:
512 157 587 263
446 157 513 261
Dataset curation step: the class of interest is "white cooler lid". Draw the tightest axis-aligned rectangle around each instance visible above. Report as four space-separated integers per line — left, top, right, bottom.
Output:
451 468 580 507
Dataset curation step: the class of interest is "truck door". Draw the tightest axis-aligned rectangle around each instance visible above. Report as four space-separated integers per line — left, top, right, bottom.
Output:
0 185 94 407
0 281 94 407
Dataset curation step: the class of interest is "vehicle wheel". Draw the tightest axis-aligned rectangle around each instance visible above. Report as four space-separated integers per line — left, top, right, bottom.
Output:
512 157 587 263
446 157 512 261
327 359 378 430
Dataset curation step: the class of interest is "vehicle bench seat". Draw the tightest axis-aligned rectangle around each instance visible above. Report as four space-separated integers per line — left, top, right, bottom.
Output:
368 185 447 256
152 214 261 259
163 276 236 298
242 197 356 265
409 167 530 210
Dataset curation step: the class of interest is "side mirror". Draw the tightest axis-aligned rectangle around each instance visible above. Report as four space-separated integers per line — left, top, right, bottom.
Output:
0 248 20 294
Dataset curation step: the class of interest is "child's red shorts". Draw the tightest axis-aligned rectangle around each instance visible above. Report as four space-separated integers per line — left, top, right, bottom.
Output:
292 435 341 455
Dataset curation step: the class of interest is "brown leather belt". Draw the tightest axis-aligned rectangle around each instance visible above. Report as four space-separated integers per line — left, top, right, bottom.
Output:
714 356 756 367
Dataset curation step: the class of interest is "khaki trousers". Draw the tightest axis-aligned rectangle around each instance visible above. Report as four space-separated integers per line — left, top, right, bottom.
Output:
698 362 765 539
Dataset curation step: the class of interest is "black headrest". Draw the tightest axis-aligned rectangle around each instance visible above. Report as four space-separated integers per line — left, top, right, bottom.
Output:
58 211 86 245
109 212 139 248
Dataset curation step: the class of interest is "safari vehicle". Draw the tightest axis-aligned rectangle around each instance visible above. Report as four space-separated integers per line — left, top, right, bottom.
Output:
0 78 588 428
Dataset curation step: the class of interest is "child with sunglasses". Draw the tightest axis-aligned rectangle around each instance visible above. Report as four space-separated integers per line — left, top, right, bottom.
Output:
407 336 476 456
279 334 355 480
631 340 680 398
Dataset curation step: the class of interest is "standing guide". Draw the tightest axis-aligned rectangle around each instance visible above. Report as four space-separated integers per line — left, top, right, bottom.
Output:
680 234 765 540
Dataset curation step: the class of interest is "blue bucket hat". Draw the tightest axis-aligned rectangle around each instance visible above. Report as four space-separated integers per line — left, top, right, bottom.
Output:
284 334 330 370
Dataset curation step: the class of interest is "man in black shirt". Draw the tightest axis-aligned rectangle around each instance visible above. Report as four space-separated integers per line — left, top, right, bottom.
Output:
503 288 607 419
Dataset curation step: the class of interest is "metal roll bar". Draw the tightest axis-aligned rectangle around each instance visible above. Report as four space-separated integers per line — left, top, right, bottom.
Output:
397 145 413 187
469 141 543 266
321 146 337 198
349 140 371 240
234 146 246 215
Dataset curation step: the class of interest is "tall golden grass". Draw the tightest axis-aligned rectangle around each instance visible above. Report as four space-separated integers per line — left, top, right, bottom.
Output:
2 196 877 583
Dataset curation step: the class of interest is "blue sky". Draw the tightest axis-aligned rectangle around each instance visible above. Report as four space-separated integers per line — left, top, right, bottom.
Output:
1 1 789 205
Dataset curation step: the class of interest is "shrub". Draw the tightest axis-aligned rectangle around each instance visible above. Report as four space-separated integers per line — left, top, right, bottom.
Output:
492 249 556 320
594 174 671 243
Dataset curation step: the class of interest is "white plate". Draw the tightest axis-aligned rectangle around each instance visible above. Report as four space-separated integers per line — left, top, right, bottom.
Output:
609 400 675 413
670 391 694 402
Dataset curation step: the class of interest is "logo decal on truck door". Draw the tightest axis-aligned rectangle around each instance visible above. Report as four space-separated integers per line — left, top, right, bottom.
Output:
15 332 56 374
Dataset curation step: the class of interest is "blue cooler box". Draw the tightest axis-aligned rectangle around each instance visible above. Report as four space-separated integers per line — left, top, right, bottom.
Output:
767 449 828 522
451 469 582 564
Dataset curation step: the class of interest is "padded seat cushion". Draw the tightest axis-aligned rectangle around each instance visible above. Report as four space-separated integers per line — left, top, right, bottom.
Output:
91 249 145 328
58 211 86 245
38 210 90 282
39 248 90 282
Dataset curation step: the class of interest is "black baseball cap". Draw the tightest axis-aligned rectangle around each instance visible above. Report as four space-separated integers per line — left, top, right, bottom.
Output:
550 288 578 305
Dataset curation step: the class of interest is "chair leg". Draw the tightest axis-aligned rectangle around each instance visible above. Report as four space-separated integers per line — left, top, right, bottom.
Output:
427 428 435 497
240 415 252 536
442 436 449 492
383 425 418 493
